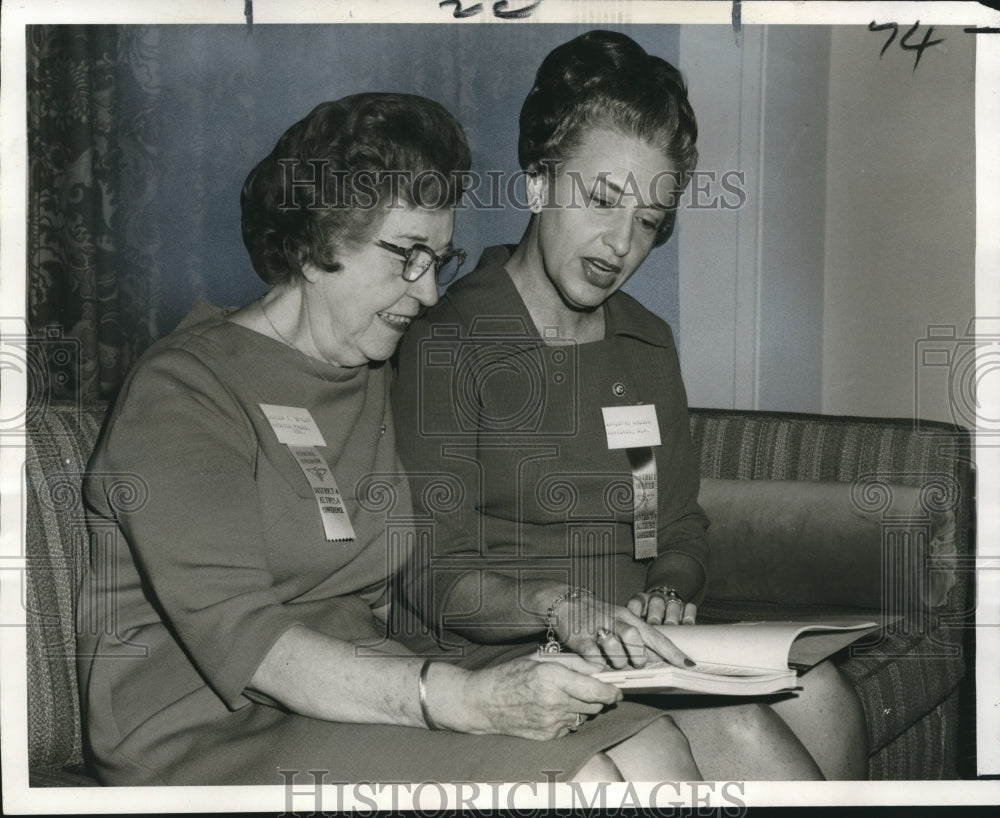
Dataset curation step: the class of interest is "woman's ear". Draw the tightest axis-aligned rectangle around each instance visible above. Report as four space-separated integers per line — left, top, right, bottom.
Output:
299 260 324 284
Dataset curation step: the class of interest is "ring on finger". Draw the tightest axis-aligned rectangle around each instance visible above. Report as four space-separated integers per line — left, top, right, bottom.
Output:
650 586 684 607
595 627 613 642
569 713 585 732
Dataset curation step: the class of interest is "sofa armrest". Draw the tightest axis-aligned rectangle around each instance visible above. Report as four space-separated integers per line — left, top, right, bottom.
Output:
699 477 958 612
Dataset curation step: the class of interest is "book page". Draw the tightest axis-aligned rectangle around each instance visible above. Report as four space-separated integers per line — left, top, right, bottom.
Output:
786 622 885 669
651 617 880 672
592 663 797 695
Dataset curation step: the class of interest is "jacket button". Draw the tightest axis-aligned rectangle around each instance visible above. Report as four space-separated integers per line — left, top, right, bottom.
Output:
612 382 627 397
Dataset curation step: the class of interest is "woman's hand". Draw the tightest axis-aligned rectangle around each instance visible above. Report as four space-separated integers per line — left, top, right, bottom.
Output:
553 595 695 671
445 656 623 741
626 590 698 626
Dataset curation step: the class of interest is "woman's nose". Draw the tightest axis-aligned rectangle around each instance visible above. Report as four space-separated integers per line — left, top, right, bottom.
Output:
409 269 440 307
603 211 634 257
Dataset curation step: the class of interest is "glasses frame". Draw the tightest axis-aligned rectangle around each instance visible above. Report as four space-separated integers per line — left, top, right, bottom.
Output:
375 239 466 285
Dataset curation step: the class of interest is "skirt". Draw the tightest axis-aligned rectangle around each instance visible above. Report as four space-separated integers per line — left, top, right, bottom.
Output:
94 683 664 785
89 596 665 784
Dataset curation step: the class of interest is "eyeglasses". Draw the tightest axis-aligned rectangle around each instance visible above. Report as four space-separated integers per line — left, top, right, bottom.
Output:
375 239 466 286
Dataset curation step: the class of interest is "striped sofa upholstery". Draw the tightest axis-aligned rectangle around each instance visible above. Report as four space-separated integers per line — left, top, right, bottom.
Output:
23 402 973 784
690 408 974 780
25 400 106 786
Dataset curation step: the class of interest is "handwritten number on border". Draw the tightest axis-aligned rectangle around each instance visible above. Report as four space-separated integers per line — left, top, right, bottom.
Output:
870 21 945 71
440 0 543 19
440 1 483 18
492 1 543 19
869 21 899 57
899 22 946 71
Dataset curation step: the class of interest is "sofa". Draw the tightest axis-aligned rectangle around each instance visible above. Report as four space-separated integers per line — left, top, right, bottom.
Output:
22 400 975 785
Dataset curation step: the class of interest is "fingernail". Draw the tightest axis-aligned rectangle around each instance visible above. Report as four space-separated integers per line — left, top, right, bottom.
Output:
684 658 696 667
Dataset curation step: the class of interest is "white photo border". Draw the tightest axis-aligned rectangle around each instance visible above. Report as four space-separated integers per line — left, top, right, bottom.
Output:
2 0 998 812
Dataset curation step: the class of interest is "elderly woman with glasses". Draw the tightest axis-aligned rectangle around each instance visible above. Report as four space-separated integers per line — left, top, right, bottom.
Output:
76 92 702 786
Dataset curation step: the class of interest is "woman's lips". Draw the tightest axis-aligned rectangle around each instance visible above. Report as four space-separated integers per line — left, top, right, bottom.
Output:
582 257 621 289
376 311 413 331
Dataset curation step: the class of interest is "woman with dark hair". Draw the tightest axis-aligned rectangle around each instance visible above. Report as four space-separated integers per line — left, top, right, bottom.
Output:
77 92 694 785
393 32 868 780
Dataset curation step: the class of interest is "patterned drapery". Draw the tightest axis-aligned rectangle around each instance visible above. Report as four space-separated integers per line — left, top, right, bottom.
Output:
27 25 162 402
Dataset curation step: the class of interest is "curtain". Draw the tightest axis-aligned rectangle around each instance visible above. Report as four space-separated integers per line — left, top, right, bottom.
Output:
27 25 162 403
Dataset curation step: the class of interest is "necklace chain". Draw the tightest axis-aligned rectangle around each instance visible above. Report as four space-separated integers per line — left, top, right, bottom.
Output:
254 299 381 431
257 297 357 383
258 297 302 353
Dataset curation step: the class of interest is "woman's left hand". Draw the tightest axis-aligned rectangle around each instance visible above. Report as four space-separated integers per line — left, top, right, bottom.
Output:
626 590 697 626
554 596 695 671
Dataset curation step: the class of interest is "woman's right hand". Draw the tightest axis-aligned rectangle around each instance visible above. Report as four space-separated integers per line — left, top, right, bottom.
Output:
441 656 623 741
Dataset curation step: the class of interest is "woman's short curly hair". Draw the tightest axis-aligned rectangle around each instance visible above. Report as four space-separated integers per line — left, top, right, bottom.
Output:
241 93 471 285
518 30 698 244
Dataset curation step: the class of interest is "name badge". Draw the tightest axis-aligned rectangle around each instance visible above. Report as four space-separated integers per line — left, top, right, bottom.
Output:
260 404 326 447
603 404 660 560
259 404 353 542
288 446 357 542
631 450 658 560
601 404 661 450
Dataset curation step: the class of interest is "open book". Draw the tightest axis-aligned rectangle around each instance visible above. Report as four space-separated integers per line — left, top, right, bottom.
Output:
539 617 881 697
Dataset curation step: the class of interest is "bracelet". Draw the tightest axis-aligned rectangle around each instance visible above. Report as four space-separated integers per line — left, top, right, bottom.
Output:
418 659 443 731
539 586 592 654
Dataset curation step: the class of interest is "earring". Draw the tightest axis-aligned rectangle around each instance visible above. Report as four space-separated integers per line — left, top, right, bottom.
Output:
527 173 544 214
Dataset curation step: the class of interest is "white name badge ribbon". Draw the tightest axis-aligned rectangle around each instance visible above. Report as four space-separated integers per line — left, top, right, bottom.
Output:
630 451 658 560
260 404 327 447
287 446 357 542
260 404 354 542
602 404 660 560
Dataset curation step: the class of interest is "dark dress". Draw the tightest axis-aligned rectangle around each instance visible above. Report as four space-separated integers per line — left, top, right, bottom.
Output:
391 246 709 662
77 301 662 785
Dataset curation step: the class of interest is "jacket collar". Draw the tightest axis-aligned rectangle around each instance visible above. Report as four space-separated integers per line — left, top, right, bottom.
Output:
452 245 672 349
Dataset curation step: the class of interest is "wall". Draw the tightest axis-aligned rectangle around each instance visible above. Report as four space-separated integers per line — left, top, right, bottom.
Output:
821 26 976 424
42 23 977 422
757 27 830 413
677 24 975 424
678 25 830 413
148 24 683 335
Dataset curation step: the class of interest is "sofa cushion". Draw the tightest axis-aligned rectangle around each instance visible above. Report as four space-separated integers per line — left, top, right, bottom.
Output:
867 691 961 780
838 626 965 754
695 475 964 764
28 764 102 787
696 595 964 759
699 477 958 612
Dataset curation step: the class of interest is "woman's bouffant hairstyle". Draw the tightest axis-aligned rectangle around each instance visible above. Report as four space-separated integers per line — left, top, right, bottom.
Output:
241 93 471 285
518 30 698 244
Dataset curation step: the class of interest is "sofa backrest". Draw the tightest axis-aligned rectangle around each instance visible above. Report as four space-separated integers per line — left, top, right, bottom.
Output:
689 407 974 622
25 400 108 770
